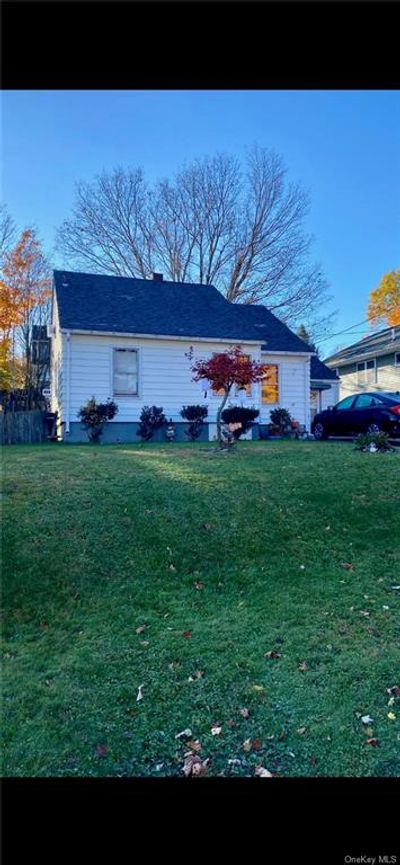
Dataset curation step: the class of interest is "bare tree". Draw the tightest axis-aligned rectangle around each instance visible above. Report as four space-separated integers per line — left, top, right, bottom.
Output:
56 147 334 333
0 204 17 266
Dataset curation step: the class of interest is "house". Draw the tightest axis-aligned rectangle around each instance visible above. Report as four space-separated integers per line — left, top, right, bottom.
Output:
310 356 340 421
50 270 314 442
324 326 400 399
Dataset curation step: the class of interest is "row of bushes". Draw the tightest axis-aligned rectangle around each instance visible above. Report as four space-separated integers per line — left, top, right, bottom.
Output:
77 398 283 443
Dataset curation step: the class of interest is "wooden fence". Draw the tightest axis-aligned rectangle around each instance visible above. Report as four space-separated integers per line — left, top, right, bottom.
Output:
0 410 47 445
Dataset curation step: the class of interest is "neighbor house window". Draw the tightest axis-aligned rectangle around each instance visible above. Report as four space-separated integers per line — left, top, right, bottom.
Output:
357 358 376 385
113 348 138 395
262 364 279 404
395 352 400 367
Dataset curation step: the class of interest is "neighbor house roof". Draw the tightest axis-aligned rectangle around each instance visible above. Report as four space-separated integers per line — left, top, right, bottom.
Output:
324 326 400 367
53 270 313 353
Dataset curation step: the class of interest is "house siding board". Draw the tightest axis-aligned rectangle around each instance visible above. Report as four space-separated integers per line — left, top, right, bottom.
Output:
67 334 263 427
260 353 310 427
320 381 339 410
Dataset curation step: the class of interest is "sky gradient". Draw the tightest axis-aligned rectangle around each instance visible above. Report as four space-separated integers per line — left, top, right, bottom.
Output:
2 90 399 356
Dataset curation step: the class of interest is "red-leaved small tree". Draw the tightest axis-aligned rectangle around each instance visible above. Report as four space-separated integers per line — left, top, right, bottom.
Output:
190 345 266 447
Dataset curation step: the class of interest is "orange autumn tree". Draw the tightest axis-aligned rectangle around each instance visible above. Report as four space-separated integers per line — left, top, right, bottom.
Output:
367 269 400 327
1 229 51 397
190 345 266 447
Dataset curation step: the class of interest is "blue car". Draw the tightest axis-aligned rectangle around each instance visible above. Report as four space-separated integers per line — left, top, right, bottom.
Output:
311 392 400 440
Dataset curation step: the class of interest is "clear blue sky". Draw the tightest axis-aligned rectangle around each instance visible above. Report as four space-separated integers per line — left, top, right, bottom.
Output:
2 90 399 355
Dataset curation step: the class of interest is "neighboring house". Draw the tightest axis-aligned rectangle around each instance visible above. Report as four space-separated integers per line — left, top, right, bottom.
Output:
324 326 400 399
310 356 340 422
50 270 313 442
31 325 51 392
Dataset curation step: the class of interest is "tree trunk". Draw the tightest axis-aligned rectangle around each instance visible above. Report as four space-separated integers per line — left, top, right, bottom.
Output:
216 386 231 446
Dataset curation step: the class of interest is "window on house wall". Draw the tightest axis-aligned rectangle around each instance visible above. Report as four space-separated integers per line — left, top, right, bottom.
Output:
261 364 279 404
113 348 138 395
395 352 400 367
235 354 252 398
357 358 376 385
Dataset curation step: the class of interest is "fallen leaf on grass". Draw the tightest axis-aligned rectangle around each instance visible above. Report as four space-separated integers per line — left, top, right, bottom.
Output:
211 724 222 736
136 625 146 634
298 661 308 672
251 738 263 751
186 740 202 752
243 739 252 752
140 641 149 647
193 581 204 590
254 766 273 778
169 564 177 572
183 754 210 778
187 671 203 682
388 697 395 707
95 745 108 757
228 759 242 766
252 685 265 692
136 685 144 702
366 738 380 747
359 610 371 618
341 562 354 571
387 686 400 698
387 713 397 721
239 708 250 719
175 728 192 739
297 727 307 735
182 631 193 639
365 727 374 738
264 650 282 660
361 715 373 725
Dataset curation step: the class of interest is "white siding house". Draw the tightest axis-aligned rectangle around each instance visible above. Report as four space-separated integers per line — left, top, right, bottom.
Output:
50 270 314 442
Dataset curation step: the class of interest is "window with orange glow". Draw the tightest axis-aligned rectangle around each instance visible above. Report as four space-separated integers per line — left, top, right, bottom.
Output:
261 364 279 404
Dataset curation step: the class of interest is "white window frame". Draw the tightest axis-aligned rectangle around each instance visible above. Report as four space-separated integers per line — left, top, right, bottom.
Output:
395 352 400 368
111 346 140 397
357 357 377 385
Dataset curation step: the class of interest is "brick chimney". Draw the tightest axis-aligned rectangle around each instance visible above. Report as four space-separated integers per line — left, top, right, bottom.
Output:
152 272 163 281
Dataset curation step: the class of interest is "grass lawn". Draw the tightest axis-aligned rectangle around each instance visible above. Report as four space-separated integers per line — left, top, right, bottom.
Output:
2 440 400 777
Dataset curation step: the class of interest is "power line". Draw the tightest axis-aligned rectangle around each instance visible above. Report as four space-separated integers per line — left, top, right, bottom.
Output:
318 318 371 345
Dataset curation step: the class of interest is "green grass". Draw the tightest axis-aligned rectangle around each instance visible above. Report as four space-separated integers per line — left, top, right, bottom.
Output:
2 440 400 777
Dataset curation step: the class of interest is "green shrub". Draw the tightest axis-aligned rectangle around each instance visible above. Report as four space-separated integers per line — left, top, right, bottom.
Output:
180 404 208 441
354 431 394 452
221 406 260 439
137 405 166 441
77 396 118 442
269 408 292 432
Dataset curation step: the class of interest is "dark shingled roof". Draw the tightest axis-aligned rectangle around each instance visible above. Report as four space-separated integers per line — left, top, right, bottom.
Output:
310 356 339 380
324 326 400 366
53 270 312 353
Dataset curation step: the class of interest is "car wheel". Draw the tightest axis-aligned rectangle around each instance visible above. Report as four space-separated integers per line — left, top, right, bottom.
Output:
314 422 328 440
367 422 381 435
